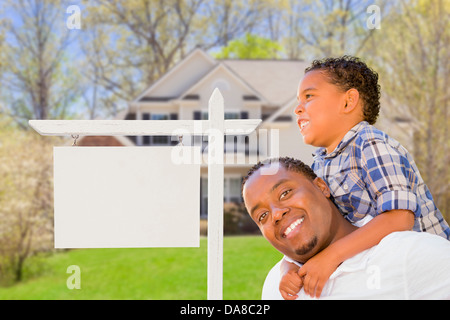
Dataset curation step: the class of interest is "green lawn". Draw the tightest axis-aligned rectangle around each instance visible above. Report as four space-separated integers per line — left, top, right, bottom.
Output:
0 236 282 300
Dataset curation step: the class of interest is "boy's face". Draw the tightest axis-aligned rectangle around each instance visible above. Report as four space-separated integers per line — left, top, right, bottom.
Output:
242 164 334 263
295 70 348 152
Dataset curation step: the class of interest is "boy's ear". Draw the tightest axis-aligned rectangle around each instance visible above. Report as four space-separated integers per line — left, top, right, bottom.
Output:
313 177 331 198
342 88 360 114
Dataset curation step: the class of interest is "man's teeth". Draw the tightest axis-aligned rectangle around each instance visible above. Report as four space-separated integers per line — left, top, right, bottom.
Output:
300 121 309 129
284 218 304 237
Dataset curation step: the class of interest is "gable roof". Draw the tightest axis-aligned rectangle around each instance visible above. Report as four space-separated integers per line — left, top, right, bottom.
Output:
132 48 216 103
179 62 267 103
221 59 309 106
132 49 308 107
264 96 297 123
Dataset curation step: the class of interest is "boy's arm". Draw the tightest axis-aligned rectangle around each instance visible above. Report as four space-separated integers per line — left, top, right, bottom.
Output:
279 258 302 300
299 208 414 298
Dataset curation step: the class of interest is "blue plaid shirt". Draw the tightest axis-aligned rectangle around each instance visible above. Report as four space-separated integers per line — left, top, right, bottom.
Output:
312 121 450 240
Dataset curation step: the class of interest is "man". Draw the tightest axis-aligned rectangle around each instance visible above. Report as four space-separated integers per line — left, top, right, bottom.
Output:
241 157 450 299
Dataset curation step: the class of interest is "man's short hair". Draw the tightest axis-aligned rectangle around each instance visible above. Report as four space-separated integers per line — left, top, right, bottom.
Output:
305 56 381 125
241 157 317 196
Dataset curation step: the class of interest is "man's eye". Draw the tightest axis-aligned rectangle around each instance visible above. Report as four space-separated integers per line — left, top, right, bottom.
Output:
280 190 291 200
305 94 313 99
259 212 268 222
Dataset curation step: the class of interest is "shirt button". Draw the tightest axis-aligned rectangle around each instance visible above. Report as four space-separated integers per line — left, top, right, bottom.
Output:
343 184 349 190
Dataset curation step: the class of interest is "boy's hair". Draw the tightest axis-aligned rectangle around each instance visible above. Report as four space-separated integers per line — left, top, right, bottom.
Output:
241 157 317 194
305 56 381 125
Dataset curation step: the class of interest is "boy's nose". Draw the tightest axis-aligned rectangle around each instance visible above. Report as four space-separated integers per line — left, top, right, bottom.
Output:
294 102 304 115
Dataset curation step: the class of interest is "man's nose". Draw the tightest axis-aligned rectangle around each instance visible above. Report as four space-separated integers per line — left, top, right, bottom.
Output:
272 206 288 224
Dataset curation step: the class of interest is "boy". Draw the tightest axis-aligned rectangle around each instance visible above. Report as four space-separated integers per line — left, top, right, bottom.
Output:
279 56 450 299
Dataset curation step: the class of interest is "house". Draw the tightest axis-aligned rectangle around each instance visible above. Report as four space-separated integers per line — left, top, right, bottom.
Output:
78 48 411 217
115 49 316 217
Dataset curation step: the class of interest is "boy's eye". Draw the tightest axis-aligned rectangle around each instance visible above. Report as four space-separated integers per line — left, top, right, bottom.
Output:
280 189 291 200
305 94 313 99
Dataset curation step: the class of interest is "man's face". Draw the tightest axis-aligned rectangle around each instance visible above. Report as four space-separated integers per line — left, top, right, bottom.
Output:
242 165 335 263
295 70 347 152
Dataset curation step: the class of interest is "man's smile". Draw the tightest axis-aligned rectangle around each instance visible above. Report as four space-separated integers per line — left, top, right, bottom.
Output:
281 216 305 239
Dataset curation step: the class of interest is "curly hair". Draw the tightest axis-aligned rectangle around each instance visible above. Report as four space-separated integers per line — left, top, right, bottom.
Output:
241 157 317 194
305 56 381 125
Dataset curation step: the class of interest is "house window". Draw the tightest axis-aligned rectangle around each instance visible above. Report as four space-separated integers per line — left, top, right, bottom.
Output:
151 114 169 121
151 114 169 145
193 111 209 120
224 177 243 203
194 111 248 120
201 177 208 217
200 176 243 217
152 136 170 145
142 113 171 145
225 112 239 120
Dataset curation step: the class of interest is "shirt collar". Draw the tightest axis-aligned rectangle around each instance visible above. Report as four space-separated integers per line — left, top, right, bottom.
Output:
313 121 368 159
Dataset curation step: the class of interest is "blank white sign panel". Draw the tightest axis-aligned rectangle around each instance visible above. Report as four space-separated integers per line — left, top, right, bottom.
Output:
54 146 200 248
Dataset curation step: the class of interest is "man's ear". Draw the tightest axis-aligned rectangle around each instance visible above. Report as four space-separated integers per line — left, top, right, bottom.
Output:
342 88 360 114
313 177 331 198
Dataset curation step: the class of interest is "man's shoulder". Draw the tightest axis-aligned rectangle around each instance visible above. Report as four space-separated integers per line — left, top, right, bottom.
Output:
378 231 450 255
366 231 450 287
379 231 450 299
261 260 283 300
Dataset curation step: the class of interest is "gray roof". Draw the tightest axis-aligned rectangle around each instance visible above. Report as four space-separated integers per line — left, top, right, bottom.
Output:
222 59 309 106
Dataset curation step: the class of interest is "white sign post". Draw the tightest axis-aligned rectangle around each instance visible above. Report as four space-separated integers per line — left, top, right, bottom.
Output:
29 88 261 300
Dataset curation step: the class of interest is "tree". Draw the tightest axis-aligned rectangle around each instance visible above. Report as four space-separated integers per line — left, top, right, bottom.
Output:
0 0 81 127
199 0 268 49
282 0 388 59
81 0 205 106
0 119 55 284
368 0 450 217
213 33 284 59
79 0 272 117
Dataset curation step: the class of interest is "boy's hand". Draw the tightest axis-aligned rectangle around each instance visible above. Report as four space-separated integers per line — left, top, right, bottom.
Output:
297 249 339 298
279 268 303 300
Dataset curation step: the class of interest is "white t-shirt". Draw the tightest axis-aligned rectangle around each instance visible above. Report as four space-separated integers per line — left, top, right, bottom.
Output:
262 231 450 299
